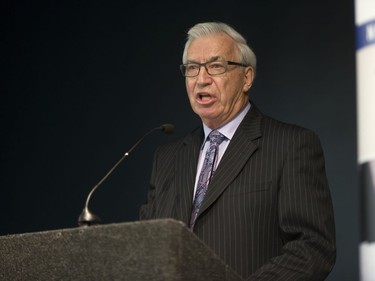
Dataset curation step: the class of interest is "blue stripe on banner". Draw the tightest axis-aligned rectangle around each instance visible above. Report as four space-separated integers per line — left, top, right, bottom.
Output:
357 18 375 50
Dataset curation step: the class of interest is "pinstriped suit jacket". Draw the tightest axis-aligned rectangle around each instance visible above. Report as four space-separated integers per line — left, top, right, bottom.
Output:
140 103 336 280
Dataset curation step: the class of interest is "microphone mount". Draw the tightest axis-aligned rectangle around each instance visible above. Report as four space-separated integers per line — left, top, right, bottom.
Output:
78 123 175 227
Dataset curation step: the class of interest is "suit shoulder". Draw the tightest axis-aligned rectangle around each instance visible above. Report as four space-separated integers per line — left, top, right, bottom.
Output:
156 126 201 153
260 113 320 140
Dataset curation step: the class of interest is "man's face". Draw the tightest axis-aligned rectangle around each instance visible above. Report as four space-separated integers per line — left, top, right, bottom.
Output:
185 33 254 129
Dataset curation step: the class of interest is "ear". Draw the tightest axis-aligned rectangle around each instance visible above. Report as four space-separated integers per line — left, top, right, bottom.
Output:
243 66 255 92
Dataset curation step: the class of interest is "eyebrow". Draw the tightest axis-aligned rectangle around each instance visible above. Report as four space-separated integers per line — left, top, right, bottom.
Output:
186 56 223 64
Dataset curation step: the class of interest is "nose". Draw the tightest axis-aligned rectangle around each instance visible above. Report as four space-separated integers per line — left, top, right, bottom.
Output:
196 65 212 84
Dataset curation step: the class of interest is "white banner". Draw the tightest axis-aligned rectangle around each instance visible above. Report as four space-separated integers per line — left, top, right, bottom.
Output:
355 0 375 280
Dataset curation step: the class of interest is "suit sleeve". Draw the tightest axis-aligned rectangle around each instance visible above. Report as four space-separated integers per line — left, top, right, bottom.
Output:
248 129 336 281
139 146 160 220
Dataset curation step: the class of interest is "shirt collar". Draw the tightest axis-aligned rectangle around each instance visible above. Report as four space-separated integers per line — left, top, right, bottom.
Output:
202 102 251 146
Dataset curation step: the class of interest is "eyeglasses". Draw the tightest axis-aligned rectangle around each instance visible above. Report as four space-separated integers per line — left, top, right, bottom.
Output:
180 60 248 77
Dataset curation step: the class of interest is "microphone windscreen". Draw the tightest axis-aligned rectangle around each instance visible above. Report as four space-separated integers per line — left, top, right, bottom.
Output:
160 124 175 134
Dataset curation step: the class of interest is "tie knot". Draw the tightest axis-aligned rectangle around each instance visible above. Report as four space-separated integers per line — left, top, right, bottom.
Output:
208 130 226 146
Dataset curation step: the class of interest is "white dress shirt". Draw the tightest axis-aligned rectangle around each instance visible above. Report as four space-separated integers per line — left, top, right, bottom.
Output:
192 102 251 198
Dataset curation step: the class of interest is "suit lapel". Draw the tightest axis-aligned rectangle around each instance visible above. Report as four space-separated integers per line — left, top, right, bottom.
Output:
199 105 262 216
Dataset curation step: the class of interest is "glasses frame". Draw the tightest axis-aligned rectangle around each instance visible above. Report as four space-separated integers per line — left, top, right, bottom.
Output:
179 60 249 77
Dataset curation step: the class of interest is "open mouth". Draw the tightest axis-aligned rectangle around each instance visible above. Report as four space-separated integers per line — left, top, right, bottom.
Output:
197 93 215 103
199 94 211 100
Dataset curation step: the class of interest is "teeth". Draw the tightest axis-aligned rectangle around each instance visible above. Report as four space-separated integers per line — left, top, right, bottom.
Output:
199 94 210 100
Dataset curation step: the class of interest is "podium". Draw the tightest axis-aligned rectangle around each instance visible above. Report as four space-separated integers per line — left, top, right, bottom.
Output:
0 218 242 281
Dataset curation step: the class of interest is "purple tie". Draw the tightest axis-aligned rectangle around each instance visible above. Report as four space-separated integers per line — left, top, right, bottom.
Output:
189 130 226 230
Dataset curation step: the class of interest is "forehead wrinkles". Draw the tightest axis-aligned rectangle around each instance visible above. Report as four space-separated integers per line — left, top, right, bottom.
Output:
187 34 238 62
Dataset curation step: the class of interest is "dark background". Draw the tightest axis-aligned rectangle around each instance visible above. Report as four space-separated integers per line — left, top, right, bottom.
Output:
1 1 357 280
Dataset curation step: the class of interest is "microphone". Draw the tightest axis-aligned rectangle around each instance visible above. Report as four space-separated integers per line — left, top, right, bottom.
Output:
77 123 175 227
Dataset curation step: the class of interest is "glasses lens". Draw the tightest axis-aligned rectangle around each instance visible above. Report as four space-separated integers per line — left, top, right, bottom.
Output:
206 61 226 75
183 64 199 77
